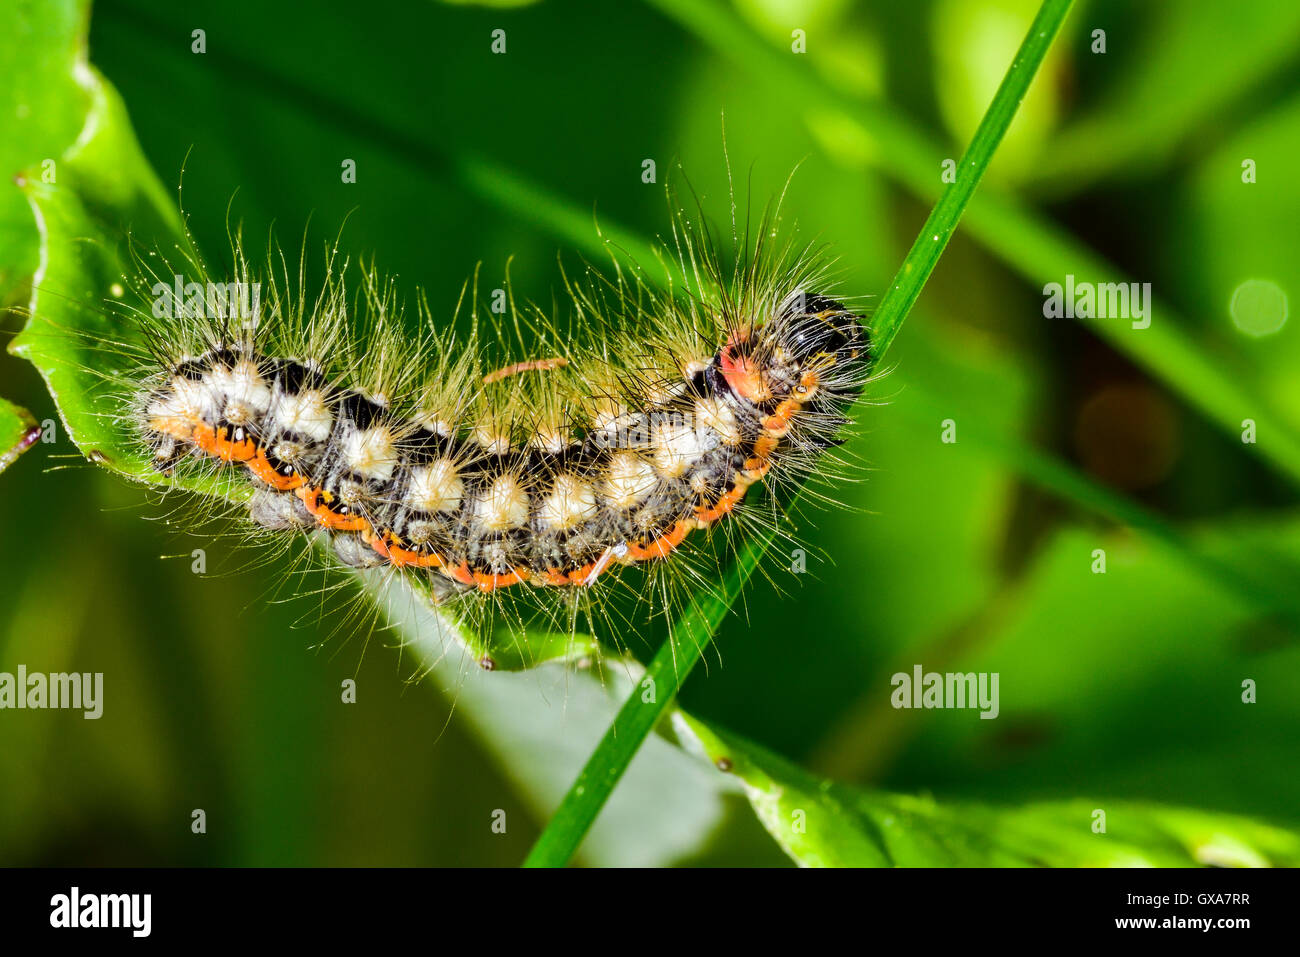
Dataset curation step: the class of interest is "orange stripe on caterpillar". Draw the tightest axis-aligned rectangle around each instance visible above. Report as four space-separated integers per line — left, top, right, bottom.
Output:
442 561 529 591
247 446 305 490
472 568 530 591
763 398 801 436
743 433 781 476
567 562 599 585
447 562 479 586
296 485 372 532
364 530 445 568
762 372 820 434
573 542 633 585
624 520 691 561
695 482 750 524
192 422 256 463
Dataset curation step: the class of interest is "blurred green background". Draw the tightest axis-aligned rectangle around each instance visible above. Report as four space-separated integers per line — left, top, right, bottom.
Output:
2 0 1299 866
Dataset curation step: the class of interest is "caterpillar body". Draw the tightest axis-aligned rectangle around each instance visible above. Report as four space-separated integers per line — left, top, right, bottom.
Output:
112 208 872 630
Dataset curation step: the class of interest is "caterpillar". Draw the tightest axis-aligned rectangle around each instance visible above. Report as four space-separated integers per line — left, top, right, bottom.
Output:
83 200 872 641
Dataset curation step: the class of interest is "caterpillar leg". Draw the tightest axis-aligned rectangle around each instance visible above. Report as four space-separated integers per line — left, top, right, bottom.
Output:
333 532 388 568
425 573 470 605
249 488 314 529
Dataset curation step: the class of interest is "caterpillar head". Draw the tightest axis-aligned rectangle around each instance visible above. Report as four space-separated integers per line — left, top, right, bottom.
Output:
719 292 870 410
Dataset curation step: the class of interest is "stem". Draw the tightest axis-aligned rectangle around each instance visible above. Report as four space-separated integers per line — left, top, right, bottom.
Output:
522 0 1076 867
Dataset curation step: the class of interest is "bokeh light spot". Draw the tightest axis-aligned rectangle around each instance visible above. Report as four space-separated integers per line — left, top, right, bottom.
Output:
1230 279 1288 337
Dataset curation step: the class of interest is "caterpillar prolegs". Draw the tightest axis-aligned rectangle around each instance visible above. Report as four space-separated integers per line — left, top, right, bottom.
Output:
126 212 873 621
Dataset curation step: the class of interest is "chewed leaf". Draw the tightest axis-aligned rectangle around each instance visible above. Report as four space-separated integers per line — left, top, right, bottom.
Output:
673 711 1300 867
0 398 40 474
8 59 191 486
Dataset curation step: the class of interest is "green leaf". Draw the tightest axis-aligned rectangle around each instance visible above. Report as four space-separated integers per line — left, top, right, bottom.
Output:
674 711 1300 867
0 398 40 474
0 0 91 299
821 519 1300 823
3 2 175 472
6 9 186 483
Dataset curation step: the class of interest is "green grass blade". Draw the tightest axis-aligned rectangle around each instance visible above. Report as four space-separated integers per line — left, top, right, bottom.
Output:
522 0 1076 868
521 526 776 867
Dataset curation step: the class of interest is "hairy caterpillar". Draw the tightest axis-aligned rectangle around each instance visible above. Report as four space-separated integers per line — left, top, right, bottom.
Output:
63 199 873 643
